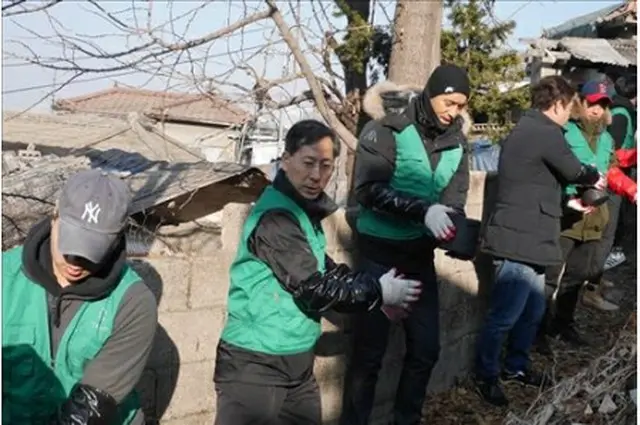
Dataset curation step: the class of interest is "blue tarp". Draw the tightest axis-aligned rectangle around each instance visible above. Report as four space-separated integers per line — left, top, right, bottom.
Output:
470 140 500 172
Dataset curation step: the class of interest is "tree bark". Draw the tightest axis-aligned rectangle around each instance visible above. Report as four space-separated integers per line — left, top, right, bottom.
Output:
387 0 443 87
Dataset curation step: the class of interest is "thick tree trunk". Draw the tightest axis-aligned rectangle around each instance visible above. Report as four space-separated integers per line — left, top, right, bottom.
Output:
387 0 443 87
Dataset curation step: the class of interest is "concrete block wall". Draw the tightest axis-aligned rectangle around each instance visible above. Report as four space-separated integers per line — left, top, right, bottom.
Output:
131 171 495 424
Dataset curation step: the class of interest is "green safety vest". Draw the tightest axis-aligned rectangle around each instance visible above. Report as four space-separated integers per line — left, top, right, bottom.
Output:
356 123 463 240
220 186 326 355
2 246 142 425
563 120 613 196
611 106 636 149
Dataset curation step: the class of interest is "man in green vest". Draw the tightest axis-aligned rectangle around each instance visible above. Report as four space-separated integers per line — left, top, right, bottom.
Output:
214 119 422 425
3 169 158 425
340 65 473 425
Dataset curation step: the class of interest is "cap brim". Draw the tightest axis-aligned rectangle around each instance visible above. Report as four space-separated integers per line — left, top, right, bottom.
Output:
58 219 118 265
585 93 612 104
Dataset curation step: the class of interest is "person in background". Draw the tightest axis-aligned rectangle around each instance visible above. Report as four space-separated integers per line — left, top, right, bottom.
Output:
2 169 158 425
474 76 604 407
340 64 472 425
600 75 637 272
214 119 422 425
537 81 633 354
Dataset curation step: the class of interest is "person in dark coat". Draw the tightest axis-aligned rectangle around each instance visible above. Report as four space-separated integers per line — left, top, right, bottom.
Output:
474 76 603 407
340 65 473 425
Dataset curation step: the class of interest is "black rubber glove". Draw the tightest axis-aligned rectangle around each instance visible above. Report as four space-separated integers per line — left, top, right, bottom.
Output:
51 383 118 425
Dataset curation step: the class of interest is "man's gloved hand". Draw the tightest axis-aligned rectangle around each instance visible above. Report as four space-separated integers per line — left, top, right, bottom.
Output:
378 268 422 309
567 198 594 214
424 204 456 241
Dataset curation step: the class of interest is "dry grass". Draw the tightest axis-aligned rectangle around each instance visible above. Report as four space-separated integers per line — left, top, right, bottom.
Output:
422 243 637 425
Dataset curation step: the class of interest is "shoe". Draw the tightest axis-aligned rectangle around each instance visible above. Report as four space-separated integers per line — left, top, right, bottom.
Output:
502 369 552 389
534 333 554 357
474 377 509 407
603 248 626 271
554 324 589 346
582 288 620 311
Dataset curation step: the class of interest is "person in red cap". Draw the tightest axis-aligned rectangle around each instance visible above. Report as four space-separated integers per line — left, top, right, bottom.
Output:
537 79 636 353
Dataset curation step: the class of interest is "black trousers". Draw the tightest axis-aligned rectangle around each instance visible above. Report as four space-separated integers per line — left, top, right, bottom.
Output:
214 374 321 425
340 257 440 425
589 193 622 284
544 236 600 328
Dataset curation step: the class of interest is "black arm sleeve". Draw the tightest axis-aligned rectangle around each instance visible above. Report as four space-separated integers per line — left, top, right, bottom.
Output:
439 143 470 212
353 121 432 223
52 383 118 425
540 129 600 185
248 211 382 313
608 114 628 150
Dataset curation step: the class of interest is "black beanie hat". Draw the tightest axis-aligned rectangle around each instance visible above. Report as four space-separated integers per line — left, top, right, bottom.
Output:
426 64 471 98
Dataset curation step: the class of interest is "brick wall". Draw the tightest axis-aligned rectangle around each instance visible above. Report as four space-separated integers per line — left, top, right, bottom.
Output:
132 171 496 424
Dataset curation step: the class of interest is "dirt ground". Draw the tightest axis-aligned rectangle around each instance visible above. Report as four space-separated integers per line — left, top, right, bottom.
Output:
422 236 637 425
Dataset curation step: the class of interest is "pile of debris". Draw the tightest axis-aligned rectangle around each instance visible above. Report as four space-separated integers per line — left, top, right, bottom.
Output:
505 312 637 425
2 146 91 249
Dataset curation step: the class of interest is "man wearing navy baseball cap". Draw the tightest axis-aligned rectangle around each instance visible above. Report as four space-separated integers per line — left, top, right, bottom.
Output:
2 169 157 425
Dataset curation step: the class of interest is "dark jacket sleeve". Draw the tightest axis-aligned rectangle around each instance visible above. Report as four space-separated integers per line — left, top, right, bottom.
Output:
608 114 628 150
81 283 158 403
248 210 382 313
540 128 600 186
439 143 470 212
353 120 432 224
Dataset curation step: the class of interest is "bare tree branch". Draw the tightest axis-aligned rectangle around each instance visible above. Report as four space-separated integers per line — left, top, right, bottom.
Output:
265 0 357 151
3 0 61 17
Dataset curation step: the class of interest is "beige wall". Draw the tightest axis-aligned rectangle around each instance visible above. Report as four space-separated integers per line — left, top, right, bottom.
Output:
154 122 239 162
131 171 496 424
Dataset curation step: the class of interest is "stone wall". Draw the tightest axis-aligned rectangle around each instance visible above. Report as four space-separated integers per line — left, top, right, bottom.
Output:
131 171 496 424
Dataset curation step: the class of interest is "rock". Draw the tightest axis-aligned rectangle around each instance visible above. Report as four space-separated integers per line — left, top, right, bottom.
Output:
584 404 593 415
598 394 617 414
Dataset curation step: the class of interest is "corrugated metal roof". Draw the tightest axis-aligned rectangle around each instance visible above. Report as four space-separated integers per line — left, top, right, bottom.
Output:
543 3 624 39
559 37 636 66
525 37 636 67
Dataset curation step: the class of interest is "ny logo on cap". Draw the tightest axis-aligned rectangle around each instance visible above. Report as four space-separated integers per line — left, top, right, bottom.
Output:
81 201 101 224
598 83 607 94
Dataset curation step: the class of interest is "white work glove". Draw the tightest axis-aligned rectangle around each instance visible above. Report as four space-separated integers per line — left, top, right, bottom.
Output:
424 204 456 241
378 268 422 309
567 198 594 215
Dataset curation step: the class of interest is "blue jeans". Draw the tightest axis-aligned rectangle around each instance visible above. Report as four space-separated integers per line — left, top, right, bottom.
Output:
475 259 546 380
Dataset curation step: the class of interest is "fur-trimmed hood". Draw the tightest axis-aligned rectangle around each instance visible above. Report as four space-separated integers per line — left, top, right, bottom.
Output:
362 81 473 137
570 98 612 126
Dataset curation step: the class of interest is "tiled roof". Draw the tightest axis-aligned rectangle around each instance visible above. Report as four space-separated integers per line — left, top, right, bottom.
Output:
53 86 250 126
2 111 203 163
